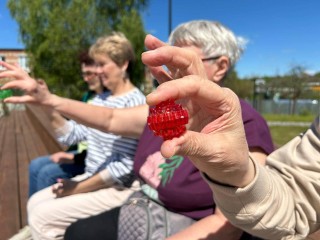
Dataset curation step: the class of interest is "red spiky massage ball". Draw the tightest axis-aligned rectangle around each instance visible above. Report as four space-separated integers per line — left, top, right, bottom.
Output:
147 99 189 140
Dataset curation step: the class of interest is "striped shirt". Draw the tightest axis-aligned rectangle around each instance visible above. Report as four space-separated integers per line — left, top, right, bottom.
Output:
57 87 146 186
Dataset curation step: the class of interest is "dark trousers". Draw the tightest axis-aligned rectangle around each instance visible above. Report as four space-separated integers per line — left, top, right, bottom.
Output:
64 207 120 240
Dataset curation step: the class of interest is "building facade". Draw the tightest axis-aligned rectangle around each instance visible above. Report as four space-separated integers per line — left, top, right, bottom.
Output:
0 49 29 72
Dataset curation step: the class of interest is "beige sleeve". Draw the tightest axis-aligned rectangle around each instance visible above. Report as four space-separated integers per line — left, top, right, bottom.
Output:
206 119 320 240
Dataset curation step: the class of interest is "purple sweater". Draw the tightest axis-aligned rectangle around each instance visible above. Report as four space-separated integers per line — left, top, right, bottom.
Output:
134 99 274 219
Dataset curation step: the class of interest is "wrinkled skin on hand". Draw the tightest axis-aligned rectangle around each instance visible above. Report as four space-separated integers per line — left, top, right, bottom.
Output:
141 34 252 187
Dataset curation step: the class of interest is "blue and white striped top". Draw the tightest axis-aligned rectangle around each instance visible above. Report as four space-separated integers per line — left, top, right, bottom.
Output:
57 87 146 187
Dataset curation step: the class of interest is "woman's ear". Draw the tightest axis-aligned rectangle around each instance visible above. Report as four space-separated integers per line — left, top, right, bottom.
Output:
121 60 129 79
121 60 129 72
213 56 230 82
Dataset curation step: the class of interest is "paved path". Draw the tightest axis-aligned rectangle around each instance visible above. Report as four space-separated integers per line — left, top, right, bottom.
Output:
267 121 311 127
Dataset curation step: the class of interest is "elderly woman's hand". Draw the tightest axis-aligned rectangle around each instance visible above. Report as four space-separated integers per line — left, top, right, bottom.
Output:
142 34 254 188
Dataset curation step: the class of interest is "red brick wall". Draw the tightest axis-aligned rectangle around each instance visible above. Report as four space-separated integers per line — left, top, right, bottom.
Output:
0 49 29 72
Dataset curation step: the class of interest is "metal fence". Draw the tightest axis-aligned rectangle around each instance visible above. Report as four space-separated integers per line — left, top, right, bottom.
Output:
252 99 319 115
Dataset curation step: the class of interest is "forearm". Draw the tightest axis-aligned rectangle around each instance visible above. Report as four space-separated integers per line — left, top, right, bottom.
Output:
73 171 115 194
48 94 148 137
48 94 112 132
43 107 68 130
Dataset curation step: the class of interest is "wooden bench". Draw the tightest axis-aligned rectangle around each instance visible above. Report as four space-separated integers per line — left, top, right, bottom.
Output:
0 103 65 239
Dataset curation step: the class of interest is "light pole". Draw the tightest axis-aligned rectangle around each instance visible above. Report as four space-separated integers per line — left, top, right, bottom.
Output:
168 0 172 36
254 78 266 112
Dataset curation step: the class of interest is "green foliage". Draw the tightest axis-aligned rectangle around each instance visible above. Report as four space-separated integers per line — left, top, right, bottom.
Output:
240 66 320 112
272 66 307 100
224 68 253 99
7 0 148 99
0 89 13 100
116 9 147 88
263 65 313 115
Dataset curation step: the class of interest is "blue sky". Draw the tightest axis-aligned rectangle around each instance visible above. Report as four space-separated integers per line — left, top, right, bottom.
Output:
1 0 320 78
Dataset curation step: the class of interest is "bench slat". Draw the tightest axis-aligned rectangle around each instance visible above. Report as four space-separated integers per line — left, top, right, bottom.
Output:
0 105 65 239
0 114 20 239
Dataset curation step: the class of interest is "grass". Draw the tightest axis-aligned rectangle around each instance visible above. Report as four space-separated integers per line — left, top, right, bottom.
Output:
262 114 316 122
262 114 316 148
269 125 309 148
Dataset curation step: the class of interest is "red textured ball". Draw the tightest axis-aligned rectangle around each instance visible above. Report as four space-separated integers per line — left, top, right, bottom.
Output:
147 99 189 140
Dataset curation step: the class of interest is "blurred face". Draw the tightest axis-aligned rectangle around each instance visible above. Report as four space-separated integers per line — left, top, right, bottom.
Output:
81 64 102 93
94 54 125 91
179 45 218 81
176 45 227 84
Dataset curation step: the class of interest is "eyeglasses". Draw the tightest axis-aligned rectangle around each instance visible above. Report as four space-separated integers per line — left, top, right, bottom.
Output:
201 56 221 62
82 71 96 77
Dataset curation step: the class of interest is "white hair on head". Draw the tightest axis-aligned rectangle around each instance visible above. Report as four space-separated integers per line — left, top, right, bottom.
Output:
237 36 249 51
168 20 246 67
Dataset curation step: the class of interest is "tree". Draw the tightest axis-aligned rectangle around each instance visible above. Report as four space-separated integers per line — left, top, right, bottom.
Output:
224 68 253 99
314 72 320 78
267 65 310 115
116 9 146 89
7 0 148 99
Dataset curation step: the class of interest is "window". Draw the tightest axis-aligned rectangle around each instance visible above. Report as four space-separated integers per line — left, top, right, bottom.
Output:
0 55 5 70
18 55 30 72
